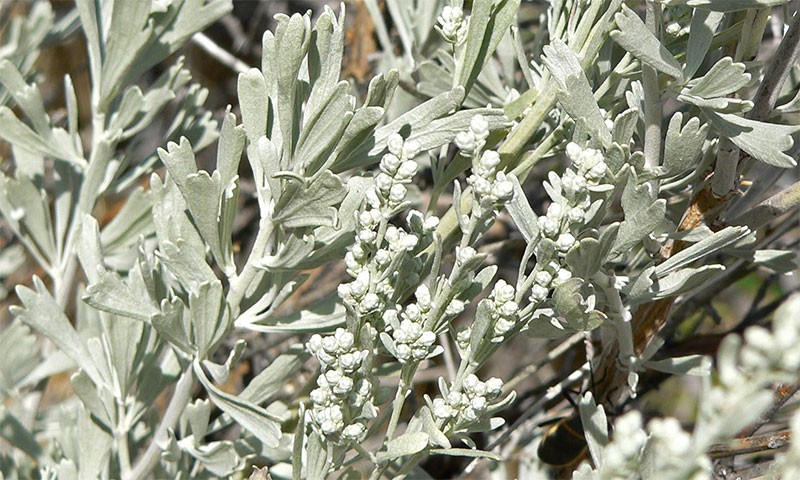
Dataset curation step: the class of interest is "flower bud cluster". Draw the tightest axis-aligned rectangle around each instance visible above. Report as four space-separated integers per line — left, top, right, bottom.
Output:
310 134 436 439
455 114 490 157
455 115 514 223
384 285 440 363
375 133 420 213
530 143 609 306
307 328 375 439
538 143 608 242
529 260 574 303
467 152 514 208
431 374 504 429
486 280 519 342
645 417 706 475
341 134 435 317
739 309 800 378
436 5 466 45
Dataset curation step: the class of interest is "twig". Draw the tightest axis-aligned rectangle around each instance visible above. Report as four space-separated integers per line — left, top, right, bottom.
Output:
642 0 663 169
127 366 196 480
737 382 800 439
504 332 585 392
708 428 791 458
488 362 590 452
192 32 250 74
731 180 800 230
749 10 800 122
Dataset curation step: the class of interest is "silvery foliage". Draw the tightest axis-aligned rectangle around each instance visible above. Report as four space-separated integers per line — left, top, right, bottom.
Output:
1 0 800 479
574 293 800 480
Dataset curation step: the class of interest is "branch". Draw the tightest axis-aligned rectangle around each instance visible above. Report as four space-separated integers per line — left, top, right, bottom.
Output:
708 428 791 459
731 180 800 230
127 366 196 480
192 32 250 74
642 1 663 169
749 10 800 122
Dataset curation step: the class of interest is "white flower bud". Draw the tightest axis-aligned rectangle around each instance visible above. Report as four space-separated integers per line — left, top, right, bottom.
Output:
374 249 390 266
455 130 477 153
566 142 583 162
665 21 682 36
338 352 359 372
447 391 465 407
333 376 354 396
398 232 419 251
456 326 471 346
546 202 563 219
342 423 366 441
387 133 405 157
375 172 393 193
538 216 560 238
395 344 412 361
403 140 420 159
437 6 464 43
447 299 466 316
423 215 440 231
485 377 503 397
456 246 477 265
357 229 377 244
351 270 371 298
491 177 514 202
463 374 479 392
493 280 516 303
344 252 359 272
360 292 381 311
404 304 422 323
535 270 553 286
415 284 432 310
588 161 607 180
389 183 407 203
470 114 489 138
351 242 368 261
556 232 576 252
397 160 418 179
561 170 587 196
530 284 549 302
469 175 492 196
381 152 401 174
310 388 327 405
307 334 323 352
494 317 514 335
471 396 488 412
480 150 501 171
462 407 479 423
322 335 338 353
568 206 585 222
336 329 355 350
337 283 352 301
412 346 430 360
499 301 518 317
432 398 455 419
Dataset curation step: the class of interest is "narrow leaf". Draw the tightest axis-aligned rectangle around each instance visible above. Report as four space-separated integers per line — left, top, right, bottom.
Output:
194 360 282 448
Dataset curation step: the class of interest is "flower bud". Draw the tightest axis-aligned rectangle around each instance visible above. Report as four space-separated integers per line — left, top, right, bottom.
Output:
387 133 405 157
470 114 489 138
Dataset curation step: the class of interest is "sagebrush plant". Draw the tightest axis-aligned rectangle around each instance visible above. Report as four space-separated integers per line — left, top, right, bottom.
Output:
1 0 800 479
